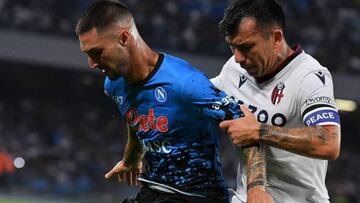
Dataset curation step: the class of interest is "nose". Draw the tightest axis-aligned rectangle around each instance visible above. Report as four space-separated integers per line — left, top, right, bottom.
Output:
234 49 246 65
88 57 99 69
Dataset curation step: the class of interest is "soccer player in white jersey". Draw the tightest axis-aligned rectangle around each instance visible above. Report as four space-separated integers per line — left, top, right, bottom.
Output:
211 0 341 202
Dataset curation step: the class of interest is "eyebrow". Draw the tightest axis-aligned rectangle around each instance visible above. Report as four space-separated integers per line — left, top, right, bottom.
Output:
229 42 254 47
83 47 102 54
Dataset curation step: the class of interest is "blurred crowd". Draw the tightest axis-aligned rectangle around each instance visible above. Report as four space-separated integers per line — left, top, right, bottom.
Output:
0 62 359 203
0 0 359 73
0 0 360 202
1 93 360 202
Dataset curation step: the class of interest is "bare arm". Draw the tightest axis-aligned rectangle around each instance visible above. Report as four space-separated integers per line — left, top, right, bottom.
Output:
123 124 144 166
242 146 266 190
221 105 341 161
105 124 144 185
259 124 340 160
242 146 273 203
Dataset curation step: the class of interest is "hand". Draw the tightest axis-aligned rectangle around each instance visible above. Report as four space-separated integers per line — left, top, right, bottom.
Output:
220 105 260 147
105 160 143 186
247 186 273 203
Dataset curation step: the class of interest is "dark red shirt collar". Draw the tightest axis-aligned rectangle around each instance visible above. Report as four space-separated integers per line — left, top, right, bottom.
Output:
256 44 303 83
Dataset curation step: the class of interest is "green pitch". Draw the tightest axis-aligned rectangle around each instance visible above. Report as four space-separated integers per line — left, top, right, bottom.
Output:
0 197 73 203
0 199 37 203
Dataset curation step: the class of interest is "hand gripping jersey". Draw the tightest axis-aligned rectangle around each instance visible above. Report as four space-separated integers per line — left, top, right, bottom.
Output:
105 53 243 199
211 45 340 203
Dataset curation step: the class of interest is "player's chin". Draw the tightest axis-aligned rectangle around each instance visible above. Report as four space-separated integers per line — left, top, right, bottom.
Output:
106 72 122 80
246 69 258 77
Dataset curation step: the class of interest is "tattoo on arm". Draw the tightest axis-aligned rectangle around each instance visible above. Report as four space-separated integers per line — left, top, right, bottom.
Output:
242 146 266 191
259 123 338 157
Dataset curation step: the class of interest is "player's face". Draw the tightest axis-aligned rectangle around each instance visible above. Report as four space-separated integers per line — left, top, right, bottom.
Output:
79 27 130 80
226 17 280 78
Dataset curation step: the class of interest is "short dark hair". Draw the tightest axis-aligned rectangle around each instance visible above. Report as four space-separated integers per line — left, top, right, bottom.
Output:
75 0 132 35
219 0 285 38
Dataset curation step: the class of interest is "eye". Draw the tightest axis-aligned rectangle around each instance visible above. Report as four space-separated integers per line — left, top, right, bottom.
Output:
229 44 253 54
88 49 103 59
238 44 253 53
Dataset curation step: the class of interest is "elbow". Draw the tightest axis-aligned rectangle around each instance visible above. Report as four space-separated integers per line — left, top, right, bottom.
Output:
314 140 340 160
321 141 341 160
320 125 341 160
326 147 340 160
315 147 339 160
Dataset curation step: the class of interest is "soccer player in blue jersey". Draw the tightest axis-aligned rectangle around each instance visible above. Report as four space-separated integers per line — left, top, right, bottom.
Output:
75 1 272 203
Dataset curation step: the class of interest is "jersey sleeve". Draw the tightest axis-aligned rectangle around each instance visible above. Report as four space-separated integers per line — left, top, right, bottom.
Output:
299 70 340 127
210 56 234 91
182 71 243 121
104 77 123 105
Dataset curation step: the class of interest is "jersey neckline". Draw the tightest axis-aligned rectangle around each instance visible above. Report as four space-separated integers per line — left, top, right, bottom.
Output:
255 45 302 84
128 52 165 86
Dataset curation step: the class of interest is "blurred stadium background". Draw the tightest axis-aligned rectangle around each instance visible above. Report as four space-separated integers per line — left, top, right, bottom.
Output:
0 0 359 202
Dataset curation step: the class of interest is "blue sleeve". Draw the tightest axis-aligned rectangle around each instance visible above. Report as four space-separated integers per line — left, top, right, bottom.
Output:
181 72 243 121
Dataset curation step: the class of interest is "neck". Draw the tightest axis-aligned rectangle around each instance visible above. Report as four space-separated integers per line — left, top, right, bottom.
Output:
278 43 293 63
125 38 159 84
255 42 293 83
269 42 293 74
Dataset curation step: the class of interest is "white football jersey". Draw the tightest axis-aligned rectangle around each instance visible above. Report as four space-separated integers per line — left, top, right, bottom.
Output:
211 46 340 203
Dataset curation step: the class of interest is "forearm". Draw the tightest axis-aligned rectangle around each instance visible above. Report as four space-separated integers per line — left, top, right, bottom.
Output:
259 124 340 160
123 128 144 166
242 146 266 191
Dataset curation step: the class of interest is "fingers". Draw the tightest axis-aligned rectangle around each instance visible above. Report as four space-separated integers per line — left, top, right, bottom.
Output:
105 161 123 179
105 169 115 179
240 104 252 116
118 172 124 182
126 170 131 185
115 169 141 186
219 120 232 130
135 169 141 186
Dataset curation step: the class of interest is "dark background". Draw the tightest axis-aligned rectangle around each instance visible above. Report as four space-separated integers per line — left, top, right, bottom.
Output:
0 0 359 202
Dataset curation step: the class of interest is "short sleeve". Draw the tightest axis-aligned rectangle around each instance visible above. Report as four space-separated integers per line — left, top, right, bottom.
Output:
182 71 243 121
210 56 234 91
299 70 340 127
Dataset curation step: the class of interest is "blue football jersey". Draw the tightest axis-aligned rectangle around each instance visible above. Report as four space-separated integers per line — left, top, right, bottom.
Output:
104 53 243 198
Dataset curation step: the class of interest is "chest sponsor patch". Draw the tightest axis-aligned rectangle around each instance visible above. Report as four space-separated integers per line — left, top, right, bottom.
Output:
303 106 340 127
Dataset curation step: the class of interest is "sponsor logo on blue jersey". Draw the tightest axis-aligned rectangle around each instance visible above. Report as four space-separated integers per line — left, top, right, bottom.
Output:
126 108 169 132
111 96 124 105
154 87 167 103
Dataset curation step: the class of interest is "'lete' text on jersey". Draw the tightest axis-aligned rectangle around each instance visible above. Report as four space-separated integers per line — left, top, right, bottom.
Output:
105 53 243 199
211 45 340 203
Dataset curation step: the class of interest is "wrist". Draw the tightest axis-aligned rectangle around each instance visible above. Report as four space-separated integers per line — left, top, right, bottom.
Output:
247 180 265 191
123 159 139 168
259 123 270 141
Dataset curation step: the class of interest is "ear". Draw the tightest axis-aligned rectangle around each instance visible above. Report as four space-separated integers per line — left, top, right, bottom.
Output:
117 30 130 46
273 29 283 51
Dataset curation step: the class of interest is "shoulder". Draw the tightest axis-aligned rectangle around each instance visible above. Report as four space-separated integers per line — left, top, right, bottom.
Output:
294 52 331 77
283 52 332 90
161 53 209 83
